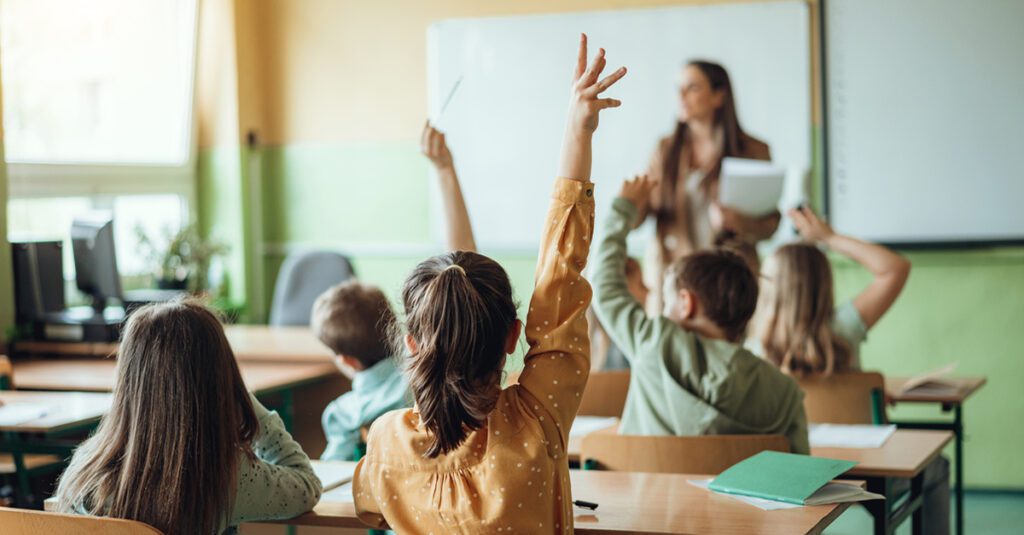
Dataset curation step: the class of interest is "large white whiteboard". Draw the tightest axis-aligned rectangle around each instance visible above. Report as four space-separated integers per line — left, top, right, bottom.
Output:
428 2 811 252
825 0 1024 245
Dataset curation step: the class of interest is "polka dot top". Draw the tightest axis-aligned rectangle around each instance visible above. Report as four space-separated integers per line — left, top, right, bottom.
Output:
353 177 595 534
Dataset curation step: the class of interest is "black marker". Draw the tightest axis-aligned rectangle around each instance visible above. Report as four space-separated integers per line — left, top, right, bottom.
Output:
573 499 599 510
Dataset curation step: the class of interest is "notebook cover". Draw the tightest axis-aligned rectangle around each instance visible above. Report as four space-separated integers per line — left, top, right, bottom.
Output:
708 451 857 505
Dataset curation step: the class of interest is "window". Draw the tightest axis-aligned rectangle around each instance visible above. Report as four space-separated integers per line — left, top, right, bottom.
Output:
3 0 198 284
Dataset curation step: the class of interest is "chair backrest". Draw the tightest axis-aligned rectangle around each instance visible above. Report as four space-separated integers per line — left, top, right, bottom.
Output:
0 507 163 535
0 355 13 390
796 371 887 424
577 370 630 417
581 433 790 474
505 369 630 418
269 250 356 326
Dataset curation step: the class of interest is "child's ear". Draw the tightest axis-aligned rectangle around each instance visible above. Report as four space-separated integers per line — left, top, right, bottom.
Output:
504 319 523 355
405 334 418 355
339 355 364 372
678 288 698 320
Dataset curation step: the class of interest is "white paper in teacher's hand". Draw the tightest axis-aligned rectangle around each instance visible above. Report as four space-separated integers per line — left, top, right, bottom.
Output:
718 157 786 217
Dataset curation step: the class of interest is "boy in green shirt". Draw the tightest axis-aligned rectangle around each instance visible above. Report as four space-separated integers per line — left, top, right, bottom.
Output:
592 176 809 454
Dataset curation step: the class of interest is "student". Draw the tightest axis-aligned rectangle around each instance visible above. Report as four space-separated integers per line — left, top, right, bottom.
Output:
353 34 624 533
56 299 321 535
315 121 476 461
591 175 809 454
750 206 911 374
752 208 947 534
588 257 646 370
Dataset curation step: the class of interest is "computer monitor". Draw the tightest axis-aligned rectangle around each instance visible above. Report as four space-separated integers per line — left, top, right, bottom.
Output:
11 240 66 324
71 214 123 314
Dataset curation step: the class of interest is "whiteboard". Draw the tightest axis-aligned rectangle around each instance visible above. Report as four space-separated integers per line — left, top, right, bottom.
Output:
825 0 1024 245
428 2 811 253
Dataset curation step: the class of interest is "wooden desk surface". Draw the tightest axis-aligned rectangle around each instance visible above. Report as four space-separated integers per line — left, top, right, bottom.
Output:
812 429 953 479
268 469 856 535
0 391 113 434
12 359 339 396
12 325 333 363
885 376 987 404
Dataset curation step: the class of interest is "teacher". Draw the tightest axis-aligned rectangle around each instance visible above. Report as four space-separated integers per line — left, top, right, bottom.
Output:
640 60 780 313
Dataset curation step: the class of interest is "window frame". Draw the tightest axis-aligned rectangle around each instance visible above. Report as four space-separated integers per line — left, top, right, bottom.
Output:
4 0 201 203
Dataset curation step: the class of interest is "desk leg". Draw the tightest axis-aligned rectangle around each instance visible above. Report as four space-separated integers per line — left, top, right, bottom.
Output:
953 405 964 535
911 473 925 535
281 389 295 433
865 477 892 535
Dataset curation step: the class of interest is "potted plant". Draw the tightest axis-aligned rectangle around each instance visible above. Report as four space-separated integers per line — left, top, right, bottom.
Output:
135 223 229 294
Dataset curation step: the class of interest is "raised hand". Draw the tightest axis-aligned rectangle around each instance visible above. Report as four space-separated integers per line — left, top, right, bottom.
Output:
558 34 627 182
421 121 454 172
568 34 627 134
788 206 835 243
618 174 658 214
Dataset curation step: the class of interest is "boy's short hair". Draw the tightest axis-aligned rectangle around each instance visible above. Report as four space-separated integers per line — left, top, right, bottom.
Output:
311 281 396 368
664 249 759 342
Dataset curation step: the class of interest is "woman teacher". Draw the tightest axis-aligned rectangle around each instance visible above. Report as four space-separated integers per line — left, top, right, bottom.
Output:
640 60 780 312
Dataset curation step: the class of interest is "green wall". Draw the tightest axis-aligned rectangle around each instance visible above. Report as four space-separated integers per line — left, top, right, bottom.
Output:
0 141 13 341
200 140 1024 489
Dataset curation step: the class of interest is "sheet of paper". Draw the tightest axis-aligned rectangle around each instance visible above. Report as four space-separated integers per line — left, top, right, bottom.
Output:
689 479 883 510
901 362 958 393
322 481 354 502
689 479 801 510
718 157 786 216
0 403 54 426
569 416 619 438
809 424 896 448
312 462 357 492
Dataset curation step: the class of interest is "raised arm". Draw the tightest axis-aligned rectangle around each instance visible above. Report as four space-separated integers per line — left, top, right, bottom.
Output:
790 207 911 329
518 34 625 438
422 121 477 252
592 176 661 360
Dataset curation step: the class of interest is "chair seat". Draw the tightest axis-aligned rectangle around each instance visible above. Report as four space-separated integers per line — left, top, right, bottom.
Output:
0 454 63 474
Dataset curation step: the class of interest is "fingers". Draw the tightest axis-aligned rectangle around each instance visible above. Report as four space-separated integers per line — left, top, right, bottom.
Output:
585 67 627 97
594 98 622 110
579 48 606 87
573 33 587 82
420 120 432 153
430 130 441 157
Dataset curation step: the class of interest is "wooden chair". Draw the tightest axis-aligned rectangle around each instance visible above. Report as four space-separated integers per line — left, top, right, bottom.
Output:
796 371 887 425
0 507 163 534
581 433 790 474
506 369 630 418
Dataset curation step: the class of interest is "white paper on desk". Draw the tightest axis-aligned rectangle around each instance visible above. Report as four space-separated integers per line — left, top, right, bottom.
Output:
569 416 619 438
809 424 896 448
688 479 883 510
313 462 357 492
0 403 54 425
322 481 354 502
718 157 786 217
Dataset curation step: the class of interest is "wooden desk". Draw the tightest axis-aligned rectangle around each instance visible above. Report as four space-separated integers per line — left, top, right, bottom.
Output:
265 469 857 535
0 391 114 504
10 359 337 397
887 376 986 535
11 325 333 363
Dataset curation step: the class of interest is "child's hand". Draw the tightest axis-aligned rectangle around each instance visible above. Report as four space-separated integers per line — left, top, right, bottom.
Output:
619 175 658 214
421 121 453 172
789 206 835 243
567 34 626 134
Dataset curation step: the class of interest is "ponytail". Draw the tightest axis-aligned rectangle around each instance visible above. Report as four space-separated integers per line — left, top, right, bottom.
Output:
399 252 518 457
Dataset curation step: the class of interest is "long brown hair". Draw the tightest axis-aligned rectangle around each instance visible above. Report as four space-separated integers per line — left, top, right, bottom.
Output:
57 298 258 535
398 251 518 458
753 243 852 375
657 61 749 239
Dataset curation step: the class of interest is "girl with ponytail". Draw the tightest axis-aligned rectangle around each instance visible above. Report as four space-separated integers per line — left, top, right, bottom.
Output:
353 34 626 534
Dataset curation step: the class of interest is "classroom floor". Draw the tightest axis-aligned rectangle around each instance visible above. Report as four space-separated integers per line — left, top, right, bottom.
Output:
824 491 1024 535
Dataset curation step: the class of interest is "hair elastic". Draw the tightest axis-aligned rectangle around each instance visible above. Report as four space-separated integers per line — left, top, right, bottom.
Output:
444 264 467 275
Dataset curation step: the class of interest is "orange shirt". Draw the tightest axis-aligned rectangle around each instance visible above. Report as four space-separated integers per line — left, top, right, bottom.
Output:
353 178 595 534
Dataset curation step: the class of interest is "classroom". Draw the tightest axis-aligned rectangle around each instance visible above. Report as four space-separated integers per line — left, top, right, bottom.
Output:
0 0 1021 534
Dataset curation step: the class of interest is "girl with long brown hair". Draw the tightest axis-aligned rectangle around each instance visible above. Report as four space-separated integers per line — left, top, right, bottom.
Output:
56 299 321 534
641 60 780 313
751 206 911 374
353 34 624 533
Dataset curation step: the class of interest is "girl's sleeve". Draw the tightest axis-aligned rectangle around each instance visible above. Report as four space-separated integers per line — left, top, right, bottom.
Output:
230 396 323 526
515 178 595 447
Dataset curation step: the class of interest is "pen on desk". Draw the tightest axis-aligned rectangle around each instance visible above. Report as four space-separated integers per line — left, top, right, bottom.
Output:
573 499 599 510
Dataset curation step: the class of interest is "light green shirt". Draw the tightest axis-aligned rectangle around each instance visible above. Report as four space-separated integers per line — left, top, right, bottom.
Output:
320 357 410 461
592 198 809 454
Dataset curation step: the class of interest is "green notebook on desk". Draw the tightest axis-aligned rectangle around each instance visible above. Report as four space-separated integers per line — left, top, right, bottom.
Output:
709 451 857 505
